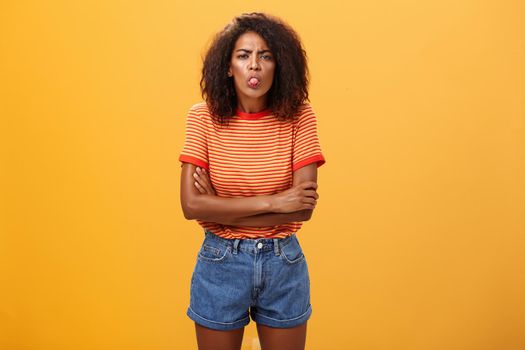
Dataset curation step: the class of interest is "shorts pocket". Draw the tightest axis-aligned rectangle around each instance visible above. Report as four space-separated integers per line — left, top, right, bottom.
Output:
198 239 231 263
279 235 305 265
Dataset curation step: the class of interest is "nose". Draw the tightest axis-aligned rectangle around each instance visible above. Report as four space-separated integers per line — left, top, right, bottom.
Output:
249 57 260 70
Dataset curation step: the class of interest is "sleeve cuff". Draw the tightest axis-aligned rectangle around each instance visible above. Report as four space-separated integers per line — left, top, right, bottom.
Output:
292 154 326 171
179 155 209 171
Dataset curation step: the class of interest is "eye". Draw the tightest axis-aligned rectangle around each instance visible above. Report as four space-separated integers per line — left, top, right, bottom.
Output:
262 55 273 60
238 54 248 59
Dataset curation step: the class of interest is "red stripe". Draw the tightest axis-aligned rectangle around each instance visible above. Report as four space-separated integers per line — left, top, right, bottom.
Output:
179 155 209 170
180 101 324 239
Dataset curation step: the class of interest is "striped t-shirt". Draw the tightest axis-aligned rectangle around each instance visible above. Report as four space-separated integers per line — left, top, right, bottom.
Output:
179 101 326 239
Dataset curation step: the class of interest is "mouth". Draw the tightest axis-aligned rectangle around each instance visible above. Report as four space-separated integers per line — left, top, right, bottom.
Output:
247 76 261 89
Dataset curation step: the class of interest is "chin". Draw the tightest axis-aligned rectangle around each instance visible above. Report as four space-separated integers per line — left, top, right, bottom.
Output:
245 92 266 98
244 88 270 97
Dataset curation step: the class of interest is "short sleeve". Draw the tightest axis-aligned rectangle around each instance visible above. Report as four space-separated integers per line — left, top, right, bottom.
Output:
178 104 209 170
292 104 326 171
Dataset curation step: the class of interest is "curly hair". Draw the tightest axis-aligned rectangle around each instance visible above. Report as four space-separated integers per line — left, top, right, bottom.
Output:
200 12 310 126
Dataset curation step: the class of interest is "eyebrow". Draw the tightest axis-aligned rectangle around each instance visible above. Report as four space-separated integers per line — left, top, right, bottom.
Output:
235 49 272 54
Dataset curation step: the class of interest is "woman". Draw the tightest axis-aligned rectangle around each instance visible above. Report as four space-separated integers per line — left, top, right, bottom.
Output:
179 12 326 350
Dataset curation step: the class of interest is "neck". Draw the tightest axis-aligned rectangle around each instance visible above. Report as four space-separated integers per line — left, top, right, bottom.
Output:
236 97 268 114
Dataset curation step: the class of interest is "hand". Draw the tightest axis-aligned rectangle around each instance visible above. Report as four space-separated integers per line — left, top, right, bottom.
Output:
271 181 319 213
193 167 217 196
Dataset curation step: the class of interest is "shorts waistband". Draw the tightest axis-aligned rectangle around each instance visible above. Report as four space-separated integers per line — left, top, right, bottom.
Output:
203 229 296 255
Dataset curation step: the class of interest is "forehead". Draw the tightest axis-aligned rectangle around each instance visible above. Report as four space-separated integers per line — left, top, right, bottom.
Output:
233 31 270 49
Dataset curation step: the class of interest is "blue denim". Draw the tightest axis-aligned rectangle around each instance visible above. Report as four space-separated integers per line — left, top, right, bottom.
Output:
187 229 312 331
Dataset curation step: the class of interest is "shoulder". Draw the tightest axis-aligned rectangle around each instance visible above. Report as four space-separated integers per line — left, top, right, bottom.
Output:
187 101 213 123
297 102 316 115
295 103 317 118
189 101 211 114
293 103 317 125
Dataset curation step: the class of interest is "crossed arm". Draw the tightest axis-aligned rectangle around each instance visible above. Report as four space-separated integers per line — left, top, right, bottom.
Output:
180 162 319 227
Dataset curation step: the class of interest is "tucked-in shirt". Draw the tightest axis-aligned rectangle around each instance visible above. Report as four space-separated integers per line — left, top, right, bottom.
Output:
179 101 326 239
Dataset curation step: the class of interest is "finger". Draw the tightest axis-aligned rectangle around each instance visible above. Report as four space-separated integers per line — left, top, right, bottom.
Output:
303 197 317 205
194 171 214 195
300 181 318 190
194 181 206 194
197 167 209 177
198 169 215 193
199 171 212 187
304 202 316 210
193 172 204 185
199 175 213 193
304 190 319 199
193 173 209 191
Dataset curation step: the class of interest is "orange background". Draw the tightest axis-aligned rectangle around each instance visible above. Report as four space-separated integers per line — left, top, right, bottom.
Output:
1 1 524 349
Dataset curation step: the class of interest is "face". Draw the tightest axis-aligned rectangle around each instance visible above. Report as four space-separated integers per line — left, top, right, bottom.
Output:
228 31 276 104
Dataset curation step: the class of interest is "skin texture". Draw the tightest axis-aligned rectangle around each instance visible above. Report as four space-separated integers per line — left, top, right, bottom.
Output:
194 322 307 350
189 163 318 226
228 31 275 114
185 31 318 350
194 323 245 350
180 163 318 225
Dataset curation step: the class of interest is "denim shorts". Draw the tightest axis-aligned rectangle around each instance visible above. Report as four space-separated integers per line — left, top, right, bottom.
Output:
186 229 312 331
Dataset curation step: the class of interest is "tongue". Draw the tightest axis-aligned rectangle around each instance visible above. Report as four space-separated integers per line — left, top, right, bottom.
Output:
249 77 259 86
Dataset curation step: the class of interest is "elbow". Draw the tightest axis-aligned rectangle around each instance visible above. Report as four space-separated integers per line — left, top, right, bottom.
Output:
182 206 194 220
182 199 198 220
183 209 194 220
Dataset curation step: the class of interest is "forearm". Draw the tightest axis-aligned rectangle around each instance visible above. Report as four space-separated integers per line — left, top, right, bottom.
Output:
229 209 312 226
187 193 274 223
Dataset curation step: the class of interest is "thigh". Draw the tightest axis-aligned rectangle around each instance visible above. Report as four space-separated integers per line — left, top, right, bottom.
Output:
256 322 307 350
195 323 245 350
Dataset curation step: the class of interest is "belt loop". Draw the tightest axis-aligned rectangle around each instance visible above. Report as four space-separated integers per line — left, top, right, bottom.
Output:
233 239 240 254
273 238 280 256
